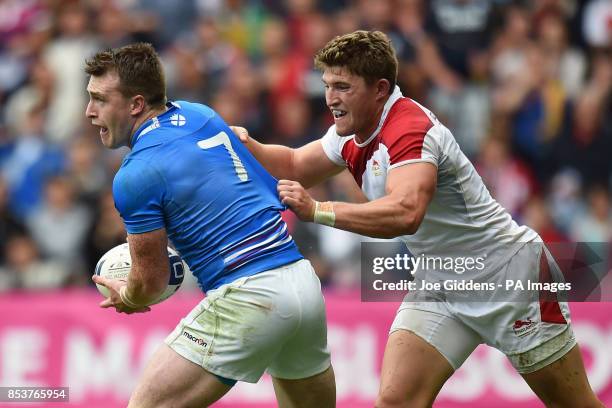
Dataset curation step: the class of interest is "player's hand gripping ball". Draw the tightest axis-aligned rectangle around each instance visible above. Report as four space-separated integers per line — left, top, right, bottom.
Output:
94 243 187 305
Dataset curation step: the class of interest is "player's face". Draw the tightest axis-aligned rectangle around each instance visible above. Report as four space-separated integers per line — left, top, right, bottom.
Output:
85 73 135 149
322 66 384 141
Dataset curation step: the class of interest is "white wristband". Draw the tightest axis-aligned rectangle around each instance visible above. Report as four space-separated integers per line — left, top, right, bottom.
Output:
313 201 335 227
119 285 145 309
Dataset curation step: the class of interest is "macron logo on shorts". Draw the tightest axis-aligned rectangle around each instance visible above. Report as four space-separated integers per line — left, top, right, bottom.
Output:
182 330 208 347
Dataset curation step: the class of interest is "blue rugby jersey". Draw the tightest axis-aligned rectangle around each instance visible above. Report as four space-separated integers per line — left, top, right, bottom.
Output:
112 101 302 292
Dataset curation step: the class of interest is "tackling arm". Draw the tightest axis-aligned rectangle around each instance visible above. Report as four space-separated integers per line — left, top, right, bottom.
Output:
232 127 343 188
332 163 436 238
279 162 437 239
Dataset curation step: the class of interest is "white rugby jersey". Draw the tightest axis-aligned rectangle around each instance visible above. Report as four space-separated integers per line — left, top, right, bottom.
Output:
321 87 538 266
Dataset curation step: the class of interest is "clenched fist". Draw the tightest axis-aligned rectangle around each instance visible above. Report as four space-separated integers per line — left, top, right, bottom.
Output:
278 179 316 222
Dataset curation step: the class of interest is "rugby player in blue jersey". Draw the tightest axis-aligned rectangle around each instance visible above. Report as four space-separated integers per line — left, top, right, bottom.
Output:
85 43 335 408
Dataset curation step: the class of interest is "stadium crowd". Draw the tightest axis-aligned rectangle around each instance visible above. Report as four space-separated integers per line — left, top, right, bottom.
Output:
0 0 610 291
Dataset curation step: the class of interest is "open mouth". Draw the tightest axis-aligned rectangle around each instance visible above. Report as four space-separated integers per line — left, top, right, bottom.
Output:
99 126 109 137
332 109 347 119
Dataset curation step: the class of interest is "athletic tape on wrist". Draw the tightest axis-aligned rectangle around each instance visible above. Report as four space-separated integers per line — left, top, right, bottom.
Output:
119 285 145 309
313 201 335 227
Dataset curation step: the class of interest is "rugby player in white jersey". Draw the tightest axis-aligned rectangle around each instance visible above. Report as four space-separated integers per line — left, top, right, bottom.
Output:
233 30 604 407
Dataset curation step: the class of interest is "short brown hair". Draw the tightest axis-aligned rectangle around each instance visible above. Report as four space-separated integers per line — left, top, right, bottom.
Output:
84 43 166 107
314 30 398 94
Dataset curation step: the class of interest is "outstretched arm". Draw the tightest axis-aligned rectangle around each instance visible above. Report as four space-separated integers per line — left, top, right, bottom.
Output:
278 162 437 239
231 127 344 188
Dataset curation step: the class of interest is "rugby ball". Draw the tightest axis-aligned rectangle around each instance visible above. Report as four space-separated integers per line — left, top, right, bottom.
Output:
94 243 186 305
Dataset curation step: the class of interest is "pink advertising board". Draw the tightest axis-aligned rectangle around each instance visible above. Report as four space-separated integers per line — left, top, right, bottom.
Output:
0 290 610 407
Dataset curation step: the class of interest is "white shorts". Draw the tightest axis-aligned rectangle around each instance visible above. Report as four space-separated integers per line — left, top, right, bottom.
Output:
165 259 331 383
390 243 576 374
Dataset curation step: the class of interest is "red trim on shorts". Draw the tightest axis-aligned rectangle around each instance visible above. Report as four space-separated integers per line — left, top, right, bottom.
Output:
539 248 567 324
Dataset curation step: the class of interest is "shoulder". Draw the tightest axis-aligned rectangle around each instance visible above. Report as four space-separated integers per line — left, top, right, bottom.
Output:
114 158 165 194
381 98 437 141
113 159 166 212
379 98 447 164
138 101 220 145
162 100 223 136
173 100 216 121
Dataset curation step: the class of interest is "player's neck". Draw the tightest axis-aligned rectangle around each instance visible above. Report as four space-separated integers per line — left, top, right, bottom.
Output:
129 105 168 145
139 105 168 129
354 102 386 144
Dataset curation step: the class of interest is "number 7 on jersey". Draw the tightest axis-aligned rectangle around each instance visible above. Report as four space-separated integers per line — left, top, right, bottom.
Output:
197 131 249 181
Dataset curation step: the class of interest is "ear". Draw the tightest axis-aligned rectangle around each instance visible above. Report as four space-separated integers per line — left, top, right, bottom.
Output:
376 79 391 102
130 95 146 116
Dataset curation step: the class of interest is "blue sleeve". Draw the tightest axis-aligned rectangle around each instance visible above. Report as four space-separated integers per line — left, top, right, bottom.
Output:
113 159 166 234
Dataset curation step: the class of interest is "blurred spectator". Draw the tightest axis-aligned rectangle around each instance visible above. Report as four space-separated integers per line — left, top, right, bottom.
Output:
535 10 586 100
95 3 134 49
223 58 269 141
0 106 65 218
283 0 319 53
491 3 543 163
490 2 576 179
84 189 125 281
0 176 25 265
271 95 314 146
420 0 497 157
424 0 497 81
126 0 198 48
581 0 612 48
523 195 568 243
0 234 70 291
211 0 270 57
476 137 536 218
356 0 395 32
568 49 612 184
26 175 92 266
394 0 429 101
0 0 50 99
64 135 108 205
259 18 307 104
42 0 98 143
164 45 209 102
4 58 54 136
298 13 334 121
570 185 612 242
166 17 239 100
548 168 585 234
573 50 612 139
210 88 244 129
333 4 361 36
